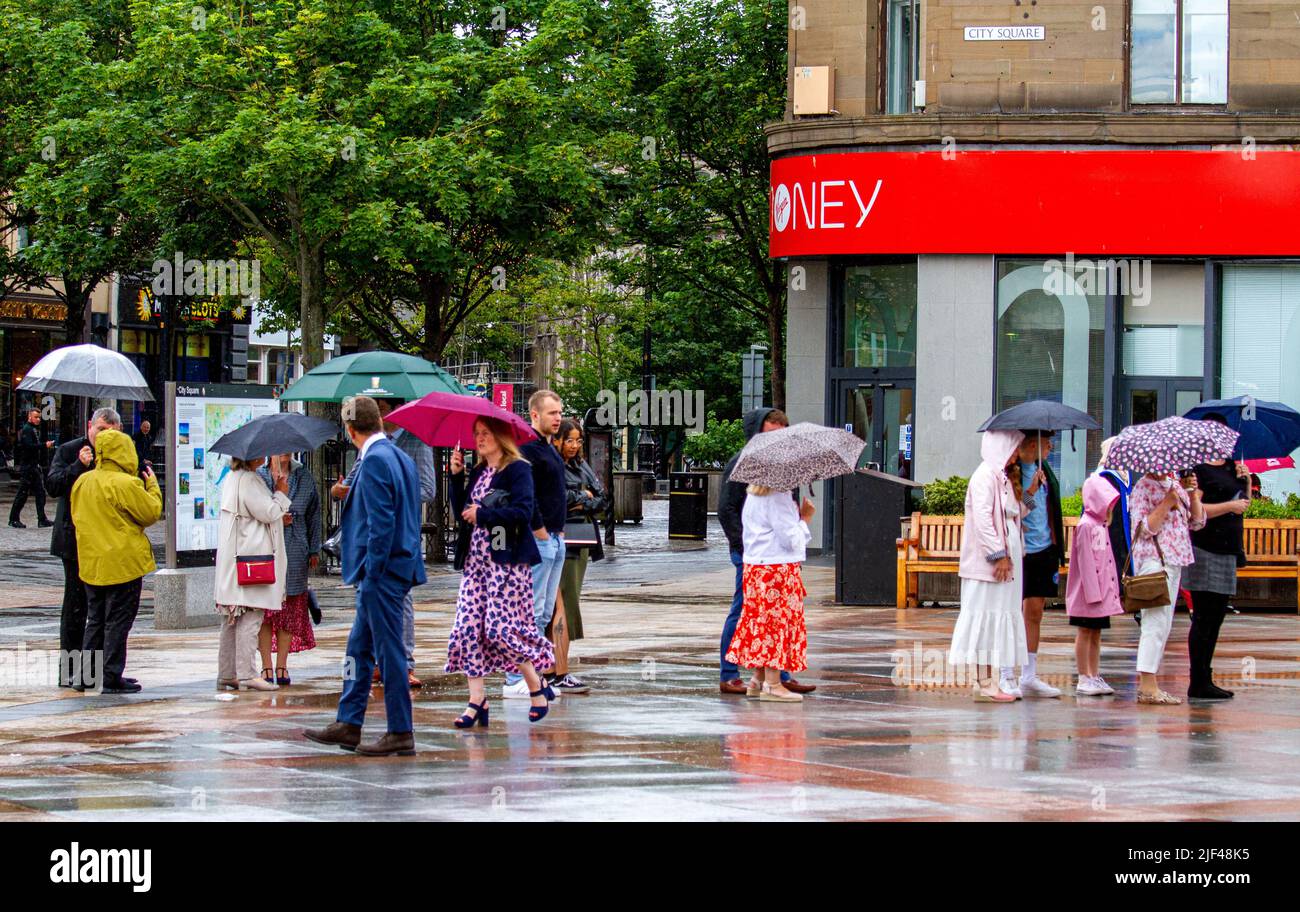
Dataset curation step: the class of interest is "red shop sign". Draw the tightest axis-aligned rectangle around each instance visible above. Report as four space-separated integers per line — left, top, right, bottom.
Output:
768 150 1300 258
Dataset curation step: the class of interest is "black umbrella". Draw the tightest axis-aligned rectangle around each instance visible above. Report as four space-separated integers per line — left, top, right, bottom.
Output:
978 400 1100 454
208 412 340 460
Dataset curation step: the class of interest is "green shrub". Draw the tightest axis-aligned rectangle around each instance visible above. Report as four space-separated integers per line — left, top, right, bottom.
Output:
1061 491 1084 517
682 412 746 468
1245 493 1300 520
919 475 969 515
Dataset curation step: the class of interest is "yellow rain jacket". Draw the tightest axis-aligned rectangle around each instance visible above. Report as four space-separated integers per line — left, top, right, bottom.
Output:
70 428 163 586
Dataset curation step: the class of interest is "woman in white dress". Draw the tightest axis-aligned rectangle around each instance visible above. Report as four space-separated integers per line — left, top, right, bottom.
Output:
949 429 1028 702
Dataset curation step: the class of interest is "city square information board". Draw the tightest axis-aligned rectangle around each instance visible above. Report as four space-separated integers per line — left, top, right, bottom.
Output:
164 382 279 568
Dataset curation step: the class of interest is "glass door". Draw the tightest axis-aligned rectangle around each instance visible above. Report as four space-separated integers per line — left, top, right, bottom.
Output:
839 381 915 478
1119 377 1202 425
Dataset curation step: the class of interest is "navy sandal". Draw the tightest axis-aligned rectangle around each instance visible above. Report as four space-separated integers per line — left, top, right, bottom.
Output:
454 699 489 729
528 688 550 722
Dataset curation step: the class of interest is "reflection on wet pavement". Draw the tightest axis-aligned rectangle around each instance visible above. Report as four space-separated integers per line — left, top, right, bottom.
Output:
1 501 1298 820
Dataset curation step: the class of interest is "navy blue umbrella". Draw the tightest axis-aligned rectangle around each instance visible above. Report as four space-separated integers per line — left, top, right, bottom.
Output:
1183 396 1300 460
209 412 340 460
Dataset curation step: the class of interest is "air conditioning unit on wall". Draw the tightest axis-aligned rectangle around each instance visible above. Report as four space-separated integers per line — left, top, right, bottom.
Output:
793 66 834 115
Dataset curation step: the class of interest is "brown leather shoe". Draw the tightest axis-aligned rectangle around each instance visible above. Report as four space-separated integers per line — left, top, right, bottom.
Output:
303 721 362 750
407 671 423 689
782 678 817 695
719 678 748 695
356 731 416 756
372 667 382 685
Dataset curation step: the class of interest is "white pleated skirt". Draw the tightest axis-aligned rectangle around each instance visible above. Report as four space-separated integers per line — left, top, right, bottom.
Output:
949 551 1028 670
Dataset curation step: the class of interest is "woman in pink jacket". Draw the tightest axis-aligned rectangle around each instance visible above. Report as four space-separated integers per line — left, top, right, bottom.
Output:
949 430 1027 702
1066 475 1124 696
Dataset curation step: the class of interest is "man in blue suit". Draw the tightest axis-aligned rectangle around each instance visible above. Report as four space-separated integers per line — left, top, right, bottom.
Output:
304 396 427 756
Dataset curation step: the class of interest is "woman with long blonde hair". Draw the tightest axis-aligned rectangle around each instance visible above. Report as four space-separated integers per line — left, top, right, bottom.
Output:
444 417 556 726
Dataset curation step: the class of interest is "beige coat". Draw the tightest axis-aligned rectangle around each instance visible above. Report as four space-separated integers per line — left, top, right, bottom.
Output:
214 468 291 610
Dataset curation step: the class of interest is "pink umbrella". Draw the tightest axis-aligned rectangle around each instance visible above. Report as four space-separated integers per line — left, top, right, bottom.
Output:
386 391 537 448
1242 456 1295 474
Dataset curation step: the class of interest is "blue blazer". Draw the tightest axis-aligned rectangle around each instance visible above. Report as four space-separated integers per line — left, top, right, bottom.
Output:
341 436 428 587
450 458 542 569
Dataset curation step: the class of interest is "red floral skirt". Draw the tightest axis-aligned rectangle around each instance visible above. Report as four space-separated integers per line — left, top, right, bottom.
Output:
724 562 808 673
264 592 316 654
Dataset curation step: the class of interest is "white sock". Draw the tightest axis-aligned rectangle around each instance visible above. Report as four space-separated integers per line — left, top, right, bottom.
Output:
999 666 1017 682
1023 653 1038 681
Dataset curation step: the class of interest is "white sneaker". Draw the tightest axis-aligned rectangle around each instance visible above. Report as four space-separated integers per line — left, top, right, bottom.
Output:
502 680 531 699
998 678 1022 699
1091 676 1115 695
1076 676 1107 696
1020 676 1062 698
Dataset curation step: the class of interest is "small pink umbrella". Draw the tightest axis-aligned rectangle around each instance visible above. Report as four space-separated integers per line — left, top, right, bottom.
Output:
1242 456 1295 474
386 391 537 448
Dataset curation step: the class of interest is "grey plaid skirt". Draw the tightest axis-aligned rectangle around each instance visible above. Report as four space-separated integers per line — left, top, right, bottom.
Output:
1181 547 1238 595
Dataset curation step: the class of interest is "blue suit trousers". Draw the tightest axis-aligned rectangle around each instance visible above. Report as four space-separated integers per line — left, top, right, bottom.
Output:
337 572 413 734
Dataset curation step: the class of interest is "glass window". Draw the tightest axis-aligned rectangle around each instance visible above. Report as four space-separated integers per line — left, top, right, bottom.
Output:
1220 265 1300 499
996 258 1106 498
1131 0 1227 105
1182 0 1228 104
842 261 917 368
1122 263 1204 376
886 0 919 114
1132 0 1177 103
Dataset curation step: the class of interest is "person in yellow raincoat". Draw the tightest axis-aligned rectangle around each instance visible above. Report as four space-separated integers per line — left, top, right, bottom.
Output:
69 428 162 693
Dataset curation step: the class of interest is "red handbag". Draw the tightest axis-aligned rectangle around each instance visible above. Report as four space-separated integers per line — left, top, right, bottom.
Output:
236 554 276 586
233 474 277 586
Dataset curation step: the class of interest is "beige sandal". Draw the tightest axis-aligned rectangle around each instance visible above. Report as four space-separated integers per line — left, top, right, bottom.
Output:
759 683 803 703
745 677 762 699
1137 689 1182 705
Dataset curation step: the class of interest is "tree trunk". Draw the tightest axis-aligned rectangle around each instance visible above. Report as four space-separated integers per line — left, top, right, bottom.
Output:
421 273 451 562
59 278 90 439
296 241 333 560
767 282 786 413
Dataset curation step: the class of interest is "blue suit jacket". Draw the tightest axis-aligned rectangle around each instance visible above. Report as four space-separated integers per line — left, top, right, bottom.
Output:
341 436 428 588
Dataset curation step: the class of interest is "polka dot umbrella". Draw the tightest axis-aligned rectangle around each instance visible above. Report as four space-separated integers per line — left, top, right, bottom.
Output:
1101 416 1239 474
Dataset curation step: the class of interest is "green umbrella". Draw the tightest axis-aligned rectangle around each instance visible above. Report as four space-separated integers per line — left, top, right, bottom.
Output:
280 351 467 402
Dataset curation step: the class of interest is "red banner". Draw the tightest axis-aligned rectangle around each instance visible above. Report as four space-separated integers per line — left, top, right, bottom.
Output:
768 150 1300 258
492 383 514 413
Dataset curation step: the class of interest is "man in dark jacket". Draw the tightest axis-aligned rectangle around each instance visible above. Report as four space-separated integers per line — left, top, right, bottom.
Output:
716 407 815 696
504 389 578 696
9 408 53 528
133 418 155 470
47 408 122 687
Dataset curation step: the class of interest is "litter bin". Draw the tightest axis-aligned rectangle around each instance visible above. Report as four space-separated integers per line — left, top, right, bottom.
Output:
836 468 923 605
668 471 708 540
612 471 644 524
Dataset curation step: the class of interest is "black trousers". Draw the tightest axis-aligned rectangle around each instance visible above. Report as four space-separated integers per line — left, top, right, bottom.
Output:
1187 590 1230 689
82 577 143 688
9 465 47 523
59 555 88 685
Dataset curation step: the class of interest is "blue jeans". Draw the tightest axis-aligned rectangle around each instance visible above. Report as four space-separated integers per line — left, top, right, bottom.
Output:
720 550 790 683
337 573 413 734
506 533 566 685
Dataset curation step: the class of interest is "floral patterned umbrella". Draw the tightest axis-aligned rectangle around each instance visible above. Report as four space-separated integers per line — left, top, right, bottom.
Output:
728 422 867 490
1102 416 1239 474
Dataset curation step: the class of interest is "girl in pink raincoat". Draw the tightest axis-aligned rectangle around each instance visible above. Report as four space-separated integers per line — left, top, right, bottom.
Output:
1066 474 1125 696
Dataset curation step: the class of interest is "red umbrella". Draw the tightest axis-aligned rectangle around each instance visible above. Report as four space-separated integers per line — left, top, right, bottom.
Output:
386 391 537 448
1242 456 1295 474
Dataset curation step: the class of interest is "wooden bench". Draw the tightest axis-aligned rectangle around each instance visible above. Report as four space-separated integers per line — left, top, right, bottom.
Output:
1239 520 1300 611
896 511 1299 610
895 512 1082 608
